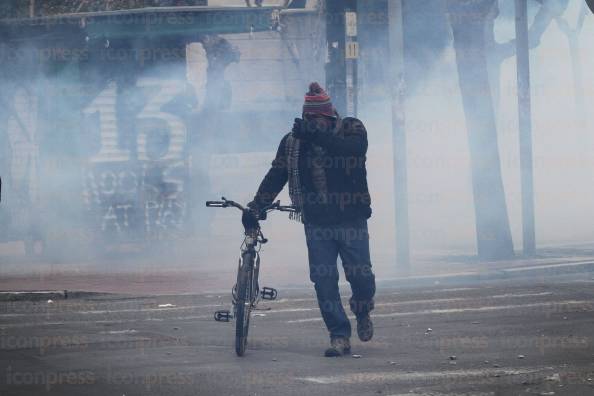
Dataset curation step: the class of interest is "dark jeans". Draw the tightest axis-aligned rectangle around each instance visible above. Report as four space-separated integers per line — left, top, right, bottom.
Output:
304 218 376 339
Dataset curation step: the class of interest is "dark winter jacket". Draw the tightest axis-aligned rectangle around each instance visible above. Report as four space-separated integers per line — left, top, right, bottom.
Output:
250 117 372 225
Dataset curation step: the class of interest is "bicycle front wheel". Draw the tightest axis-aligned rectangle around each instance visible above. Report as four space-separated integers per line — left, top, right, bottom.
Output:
235 253 254 356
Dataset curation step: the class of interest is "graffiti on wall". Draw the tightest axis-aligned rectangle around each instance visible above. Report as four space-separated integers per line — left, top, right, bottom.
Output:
83 160 188 240
82 78 191 241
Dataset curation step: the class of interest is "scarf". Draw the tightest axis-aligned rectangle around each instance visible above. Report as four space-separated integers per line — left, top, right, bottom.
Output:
285 117 341 223
286 133 306 223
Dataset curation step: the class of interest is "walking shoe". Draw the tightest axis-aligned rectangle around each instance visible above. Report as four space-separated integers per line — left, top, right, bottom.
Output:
324 337 351 357
356 313 373 342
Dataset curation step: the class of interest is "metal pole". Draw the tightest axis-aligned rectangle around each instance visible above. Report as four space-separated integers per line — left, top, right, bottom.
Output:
345 8 358 117
29 0 35 17
515 0 536 255
325 0 347 115
388 0 410 272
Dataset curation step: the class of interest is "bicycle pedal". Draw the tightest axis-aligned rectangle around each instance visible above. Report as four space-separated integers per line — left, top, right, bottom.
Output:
261 287 278 301
214 310 232 322
231 284 238 304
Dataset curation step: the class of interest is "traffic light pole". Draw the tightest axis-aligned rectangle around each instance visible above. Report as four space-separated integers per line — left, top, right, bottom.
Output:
388 0 410 272
515 0 536 256
325 0 345 115
345 8 358 117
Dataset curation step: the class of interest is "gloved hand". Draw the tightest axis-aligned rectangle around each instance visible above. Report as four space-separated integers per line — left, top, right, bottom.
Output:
241 202 263 229
291 117 316 141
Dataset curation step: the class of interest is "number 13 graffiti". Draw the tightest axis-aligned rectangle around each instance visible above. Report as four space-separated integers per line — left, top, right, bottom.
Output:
83 78 188 162
82 78 190 239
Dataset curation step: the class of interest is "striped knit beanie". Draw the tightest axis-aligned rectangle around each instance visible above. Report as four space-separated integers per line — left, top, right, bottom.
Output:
302 82 336 118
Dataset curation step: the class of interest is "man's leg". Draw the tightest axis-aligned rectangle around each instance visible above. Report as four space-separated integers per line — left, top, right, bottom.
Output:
337 219 376 319
304 223 351 339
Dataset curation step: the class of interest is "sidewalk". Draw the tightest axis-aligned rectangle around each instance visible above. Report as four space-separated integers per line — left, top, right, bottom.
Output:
377 243 594 286
1 242 594 297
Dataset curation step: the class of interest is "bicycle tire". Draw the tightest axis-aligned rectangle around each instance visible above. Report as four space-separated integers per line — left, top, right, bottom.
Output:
235 252 253 356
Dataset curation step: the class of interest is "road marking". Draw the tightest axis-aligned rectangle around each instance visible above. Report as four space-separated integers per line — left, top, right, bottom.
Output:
387 392 513 396
298 367 548 385
1 292 549 318
266 298 468 315
424 287 482 292
378 272 478 282
0 304 227 318
489 292 552 299
266 308 315 313
287 300 592 323
267 293 556 316
386 394 493 396
0 291 570 327
99 329 138 334
272 298 318 303
0 315 212 328
4 298 590 329
503 260 594 272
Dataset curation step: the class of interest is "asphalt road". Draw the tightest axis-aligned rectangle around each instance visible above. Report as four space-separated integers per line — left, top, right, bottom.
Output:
1 276 594 396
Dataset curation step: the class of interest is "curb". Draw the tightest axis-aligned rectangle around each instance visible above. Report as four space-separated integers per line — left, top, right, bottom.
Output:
499 261 594 277
376 261 594 289
3 262 593 300
0 290 113 302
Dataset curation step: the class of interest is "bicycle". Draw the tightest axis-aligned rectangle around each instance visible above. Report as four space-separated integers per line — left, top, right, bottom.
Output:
206 197 295 356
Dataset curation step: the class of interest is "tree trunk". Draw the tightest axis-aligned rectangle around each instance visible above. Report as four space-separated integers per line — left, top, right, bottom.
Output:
447 0 514 260
555 4 589 151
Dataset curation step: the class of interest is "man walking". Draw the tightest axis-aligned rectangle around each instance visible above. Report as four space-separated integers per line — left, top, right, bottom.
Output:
243 82 375 357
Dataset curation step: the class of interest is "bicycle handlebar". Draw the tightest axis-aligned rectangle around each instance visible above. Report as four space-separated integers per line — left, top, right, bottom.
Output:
206 197 245 211
276 205 297 213
206 197 296 216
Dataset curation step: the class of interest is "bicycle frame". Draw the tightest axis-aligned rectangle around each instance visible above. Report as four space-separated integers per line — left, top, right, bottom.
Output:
206 196 294 356
234 228 261 312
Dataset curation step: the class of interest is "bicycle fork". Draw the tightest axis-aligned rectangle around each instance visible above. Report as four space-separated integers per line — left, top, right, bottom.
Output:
214 253 278 323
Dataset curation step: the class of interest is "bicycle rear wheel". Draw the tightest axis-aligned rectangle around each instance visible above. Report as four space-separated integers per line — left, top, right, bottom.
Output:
235 253 254 356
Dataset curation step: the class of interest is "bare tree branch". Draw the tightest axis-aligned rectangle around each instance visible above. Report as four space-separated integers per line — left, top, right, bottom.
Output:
491 0 570 63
